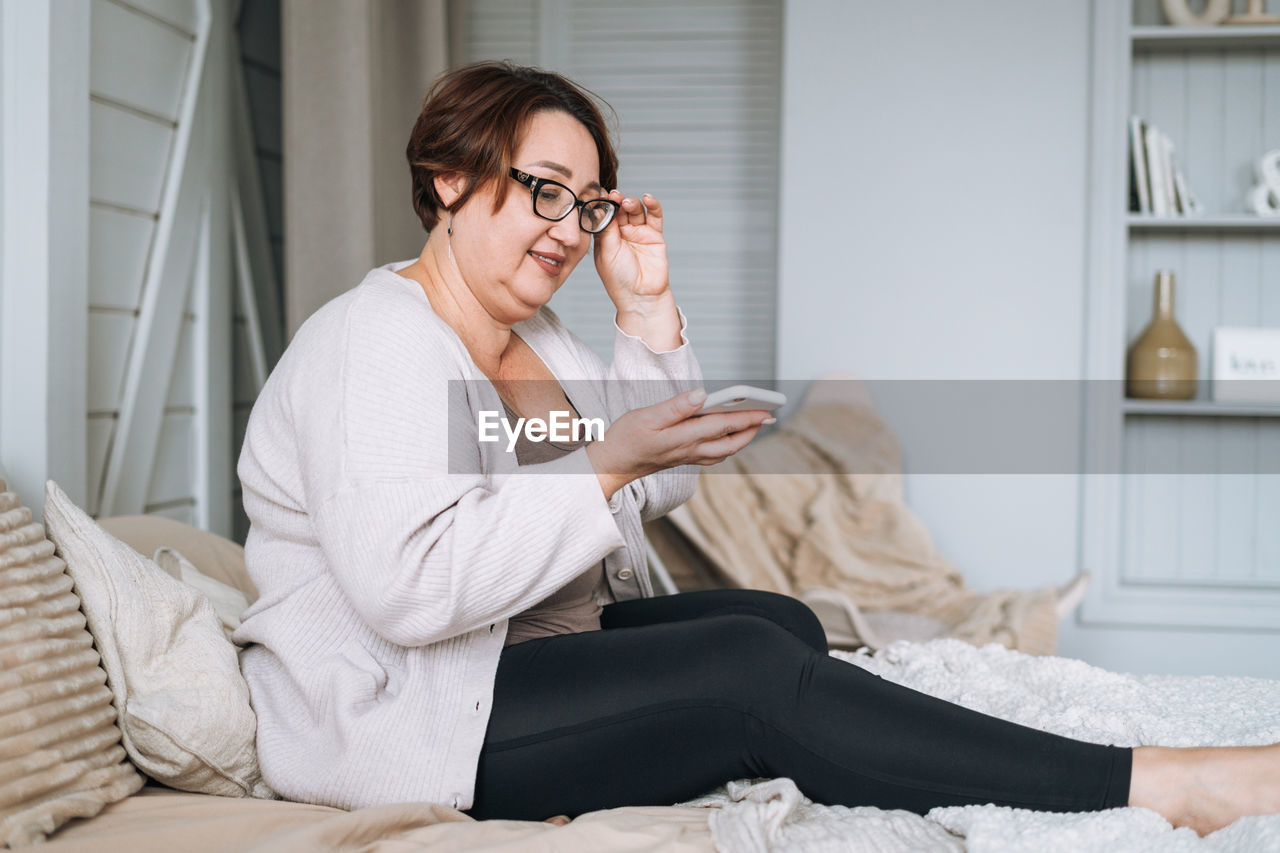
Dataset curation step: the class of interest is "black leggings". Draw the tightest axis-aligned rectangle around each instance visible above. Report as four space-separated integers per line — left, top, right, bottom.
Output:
467 589 1132 821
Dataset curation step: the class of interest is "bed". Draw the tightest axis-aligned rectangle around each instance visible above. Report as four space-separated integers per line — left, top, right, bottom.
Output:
33 638 1280 852
6 483 1280 852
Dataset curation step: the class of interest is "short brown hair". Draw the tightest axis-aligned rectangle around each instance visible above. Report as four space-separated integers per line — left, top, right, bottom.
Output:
406 61 619 233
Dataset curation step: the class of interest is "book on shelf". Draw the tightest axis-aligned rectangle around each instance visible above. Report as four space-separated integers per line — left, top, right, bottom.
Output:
1171 157 1203 216
1130 118 1201 218
1144 123 1170 216
1162 135 1202 217
1160 132 1179 215
1128 115 1151 214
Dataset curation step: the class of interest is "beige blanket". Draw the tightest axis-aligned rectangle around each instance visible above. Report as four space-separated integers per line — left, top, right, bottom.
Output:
666 376 1059 655
41 784 714 852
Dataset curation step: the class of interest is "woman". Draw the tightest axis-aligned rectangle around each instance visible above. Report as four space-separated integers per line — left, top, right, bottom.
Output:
234 61 1280 837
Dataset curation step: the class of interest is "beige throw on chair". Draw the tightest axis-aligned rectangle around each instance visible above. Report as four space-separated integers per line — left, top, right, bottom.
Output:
664 376 1060 655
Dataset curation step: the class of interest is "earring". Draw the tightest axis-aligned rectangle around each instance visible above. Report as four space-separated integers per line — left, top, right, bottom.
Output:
447 214 453 237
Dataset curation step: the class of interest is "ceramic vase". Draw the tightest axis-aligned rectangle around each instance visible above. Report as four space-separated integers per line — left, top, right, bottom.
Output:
1126 270 1197 400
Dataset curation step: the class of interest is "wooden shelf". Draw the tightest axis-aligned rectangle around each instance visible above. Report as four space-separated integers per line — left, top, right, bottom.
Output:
1131 25 1280 49
1127 215 1280 232
1123 399 1280 417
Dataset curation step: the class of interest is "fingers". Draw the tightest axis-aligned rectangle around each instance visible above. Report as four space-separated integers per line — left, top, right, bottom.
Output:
650 387 708 427
544 815 571 826
659 408 771 463
693 422 763 464
639 193 662 231
613 392 770 478
690 411 770 443
607 189 663 232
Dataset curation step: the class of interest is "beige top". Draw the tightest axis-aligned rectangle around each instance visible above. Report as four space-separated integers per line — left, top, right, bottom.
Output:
501 397 608 647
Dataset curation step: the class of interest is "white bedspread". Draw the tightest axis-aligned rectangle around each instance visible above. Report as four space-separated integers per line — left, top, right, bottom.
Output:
682 639 1280 852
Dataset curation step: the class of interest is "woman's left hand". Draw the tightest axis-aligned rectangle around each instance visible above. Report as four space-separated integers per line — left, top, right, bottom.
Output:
593 191 670 309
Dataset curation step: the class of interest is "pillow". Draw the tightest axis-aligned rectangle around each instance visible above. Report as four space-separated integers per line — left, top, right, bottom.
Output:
41 481 275 800
0 479 144 847
152 547 248 644
97 515 257 602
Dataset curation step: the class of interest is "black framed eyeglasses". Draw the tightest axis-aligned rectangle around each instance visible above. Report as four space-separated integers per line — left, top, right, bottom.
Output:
509 168 619 234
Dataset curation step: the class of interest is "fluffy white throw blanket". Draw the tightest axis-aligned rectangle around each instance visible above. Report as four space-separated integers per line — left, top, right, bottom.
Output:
683 639 1280 852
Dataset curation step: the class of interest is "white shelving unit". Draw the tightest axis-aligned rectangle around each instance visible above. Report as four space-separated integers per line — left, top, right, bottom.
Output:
1079 0 1280 631
1130 23 1280 47
1123 400 1280 417
1127 215 1280 232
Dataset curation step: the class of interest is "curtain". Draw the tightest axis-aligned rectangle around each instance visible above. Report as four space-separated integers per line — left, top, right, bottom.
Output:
281 0 450 339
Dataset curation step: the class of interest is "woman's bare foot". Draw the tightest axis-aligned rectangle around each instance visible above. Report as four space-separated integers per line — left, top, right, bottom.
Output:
1129 743 1280 836
543 814 571 826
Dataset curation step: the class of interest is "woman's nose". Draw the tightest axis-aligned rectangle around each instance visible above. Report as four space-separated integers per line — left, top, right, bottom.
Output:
547 214 583 249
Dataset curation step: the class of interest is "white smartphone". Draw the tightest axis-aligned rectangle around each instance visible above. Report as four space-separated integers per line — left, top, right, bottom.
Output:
696 385 787 415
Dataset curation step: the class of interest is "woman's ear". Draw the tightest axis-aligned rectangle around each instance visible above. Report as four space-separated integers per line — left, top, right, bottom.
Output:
433 172 468 208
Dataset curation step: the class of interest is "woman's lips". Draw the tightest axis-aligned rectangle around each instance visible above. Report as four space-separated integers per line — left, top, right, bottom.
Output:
529 250 564 275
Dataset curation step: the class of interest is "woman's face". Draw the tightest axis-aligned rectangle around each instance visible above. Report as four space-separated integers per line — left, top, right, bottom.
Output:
448 109 603 325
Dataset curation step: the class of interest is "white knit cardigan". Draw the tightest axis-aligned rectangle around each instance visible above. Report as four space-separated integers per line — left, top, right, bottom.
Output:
233 261 702 811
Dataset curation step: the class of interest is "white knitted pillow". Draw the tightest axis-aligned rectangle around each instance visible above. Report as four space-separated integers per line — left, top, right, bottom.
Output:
0 479 143 847
41 481 275 800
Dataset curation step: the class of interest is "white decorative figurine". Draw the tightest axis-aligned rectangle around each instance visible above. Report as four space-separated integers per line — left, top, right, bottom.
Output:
1160 0 1229 26
1161 0 1280 26
1248 149 1280 217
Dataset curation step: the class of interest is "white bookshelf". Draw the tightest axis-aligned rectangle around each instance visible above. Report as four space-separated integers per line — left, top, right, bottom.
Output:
1079 0 1280 632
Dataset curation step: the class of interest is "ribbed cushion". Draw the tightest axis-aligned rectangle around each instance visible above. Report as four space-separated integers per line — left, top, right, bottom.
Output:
0 480 144 848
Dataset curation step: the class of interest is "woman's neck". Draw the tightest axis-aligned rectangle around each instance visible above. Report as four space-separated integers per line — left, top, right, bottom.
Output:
400 231 514 376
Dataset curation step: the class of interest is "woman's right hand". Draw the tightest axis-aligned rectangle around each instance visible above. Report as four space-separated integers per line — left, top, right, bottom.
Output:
584 389 773 501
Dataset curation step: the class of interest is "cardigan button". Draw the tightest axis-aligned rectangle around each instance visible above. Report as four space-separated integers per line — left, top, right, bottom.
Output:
616 568 634 581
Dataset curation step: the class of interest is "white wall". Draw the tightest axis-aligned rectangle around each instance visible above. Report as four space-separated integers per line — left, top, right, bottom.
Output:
778 2 1090 384
777 0 1270 676
0 0 89 517
777 0 1091 586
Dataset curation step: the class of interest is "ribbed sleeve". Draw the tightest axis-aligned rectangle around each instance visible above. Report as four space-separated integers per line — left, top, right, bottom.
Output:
313 466 624 647
605 309 704 522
